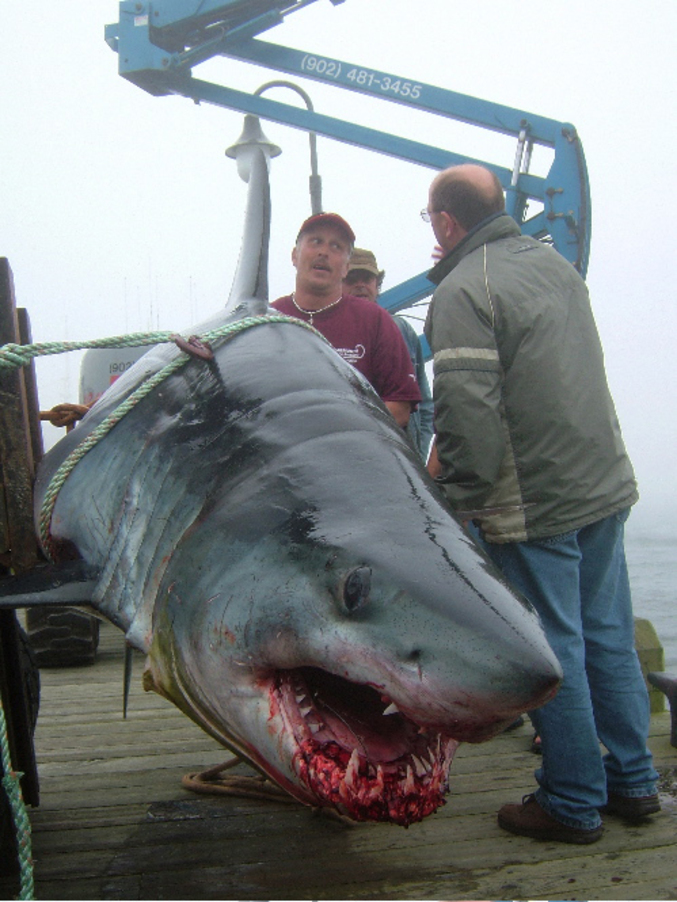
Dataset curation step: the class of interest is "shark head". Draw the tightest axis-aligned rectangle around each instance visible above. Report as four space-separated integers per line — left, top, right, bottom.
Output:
143 523 559 825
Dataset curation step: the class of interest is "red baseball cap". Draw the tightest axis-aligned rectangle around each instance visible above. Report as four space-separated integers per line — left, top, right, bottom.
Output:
296 213 356 245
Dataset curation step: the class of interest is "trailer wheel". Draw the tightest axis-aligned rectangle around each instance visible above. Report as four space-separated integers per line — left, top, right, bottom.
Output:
25 607 99 667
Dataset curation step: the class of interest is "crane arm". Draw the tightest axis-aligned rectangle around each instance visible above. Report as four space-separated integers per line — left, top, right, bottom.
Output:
105 0 591 307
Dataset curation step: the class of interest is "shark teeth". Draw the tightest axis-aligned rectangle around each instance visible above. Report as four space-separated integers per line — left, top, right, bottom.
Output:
345 748 360 787
411 754 428 777
288 679 325 735
295 729 456 827
283 672 456 825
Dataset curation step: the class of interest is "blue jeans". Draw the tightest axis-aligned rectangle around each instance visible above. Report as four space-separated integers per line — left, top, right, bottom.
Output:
476 510 658 830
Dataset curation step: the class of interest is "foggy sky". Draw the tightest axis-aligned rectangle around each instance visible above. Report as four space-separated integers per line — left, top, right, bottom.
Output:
2 0 676 529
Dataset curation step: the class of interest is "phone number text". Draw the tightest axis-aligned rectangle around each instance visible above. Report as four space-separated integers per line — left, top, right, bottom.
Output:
300 55 422 100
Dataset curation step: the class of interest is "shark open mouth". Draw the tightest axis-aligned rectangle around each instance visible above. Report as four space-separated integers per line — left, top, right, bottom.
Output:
275 667 459 826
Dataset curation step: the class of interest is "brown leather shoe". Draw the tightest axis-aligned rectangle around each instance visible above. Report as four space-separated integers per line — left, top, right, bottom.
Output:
602 791 661 820
498 794 603 844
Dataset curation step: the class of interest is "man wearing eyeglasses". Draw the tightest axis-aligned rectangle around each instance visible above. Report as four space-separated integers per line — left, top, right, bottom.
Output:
422 163 659 845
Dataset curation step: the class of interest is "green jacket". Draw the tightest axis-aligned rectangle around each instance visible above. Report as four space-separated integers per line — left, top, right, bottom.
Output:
424 213 637 543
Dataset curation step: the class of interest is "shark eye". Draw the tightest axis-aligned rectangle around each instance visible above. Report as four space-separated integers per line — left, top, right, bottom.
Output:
342 567 371 613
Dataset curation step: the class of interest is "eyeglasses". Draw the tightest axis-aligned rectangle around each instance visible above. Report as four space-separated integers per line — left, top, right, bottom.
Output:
420 208 438 223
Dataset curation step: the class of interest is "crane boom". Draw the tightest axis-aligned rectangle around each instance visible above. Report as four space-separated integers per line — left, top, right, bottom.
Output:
105 0 591 320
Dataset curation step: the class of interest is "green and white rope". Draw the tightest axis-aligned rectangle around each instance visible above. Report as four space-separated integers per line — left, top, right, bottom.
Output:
0 331 177 371
0 697 33 900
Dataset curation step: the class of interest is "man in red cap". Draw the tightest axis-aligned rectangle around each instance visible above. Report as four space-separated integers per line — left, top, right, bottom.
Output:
272 213 421 428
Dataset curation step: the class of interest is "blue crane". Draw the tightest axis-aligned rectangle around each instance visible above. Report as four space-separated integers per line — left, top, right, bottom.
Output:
105 0 591 327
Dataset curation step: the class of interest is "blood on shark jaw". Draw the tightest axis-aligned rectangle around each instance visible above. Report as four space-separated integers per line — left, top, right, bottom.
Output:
272 667 459 826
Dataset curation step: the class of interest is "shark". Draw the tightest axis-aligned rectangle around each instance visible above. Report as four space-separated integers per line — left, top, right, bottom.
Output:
0 130 562 826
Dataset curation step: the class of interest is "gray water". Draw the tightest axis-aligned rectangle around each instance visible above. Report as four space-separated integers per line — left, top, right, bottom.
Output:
625 520 677 672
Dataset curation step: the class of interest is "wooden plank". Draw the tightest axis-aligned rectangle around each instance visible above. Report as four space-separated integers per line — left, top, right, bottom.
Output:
0 258 42 809
1 618 674 901
15 307 44 478
0 258 40 572
18 809 677 901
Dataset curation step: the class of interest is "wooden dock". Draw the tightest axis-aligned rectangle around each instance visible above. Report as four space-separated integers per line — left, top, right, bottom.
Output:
2 620 676 901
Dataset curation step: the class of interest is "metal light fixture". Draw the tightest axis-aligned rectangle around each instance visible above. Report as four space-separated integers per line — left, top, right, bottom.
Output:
253 80 323 214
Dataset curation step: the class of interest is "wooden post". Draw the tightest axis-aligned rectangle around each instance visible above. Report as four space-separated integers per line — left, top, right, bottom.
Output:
0 257 42 807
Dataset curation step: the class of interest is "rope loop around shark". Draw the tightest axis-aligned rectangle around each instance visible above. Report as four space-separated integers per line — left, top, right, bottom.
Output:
5 141 563 827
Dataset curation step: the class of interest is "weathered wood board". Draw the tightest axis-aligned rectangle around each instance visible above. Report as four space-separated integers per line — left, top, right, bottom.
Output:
1 621 675 901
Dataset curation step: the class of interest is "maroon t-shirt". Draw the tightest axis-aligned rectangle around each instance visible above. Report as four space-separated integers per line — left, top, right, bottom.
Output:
272 294 421 405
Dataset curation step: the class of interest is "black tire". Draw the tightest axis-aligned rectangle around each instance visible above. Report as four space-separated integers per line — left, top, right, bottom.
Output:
25 606 99 667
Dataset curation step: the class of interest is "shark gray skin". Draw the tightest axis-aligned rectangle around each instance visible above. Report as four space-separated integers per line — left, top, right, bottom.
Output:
5 142 562 827
29 315 561 826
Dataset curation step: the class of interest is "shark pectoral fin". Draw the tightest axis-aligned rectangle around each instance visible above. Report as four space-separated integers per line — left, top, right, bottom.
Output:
0 560 99 610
